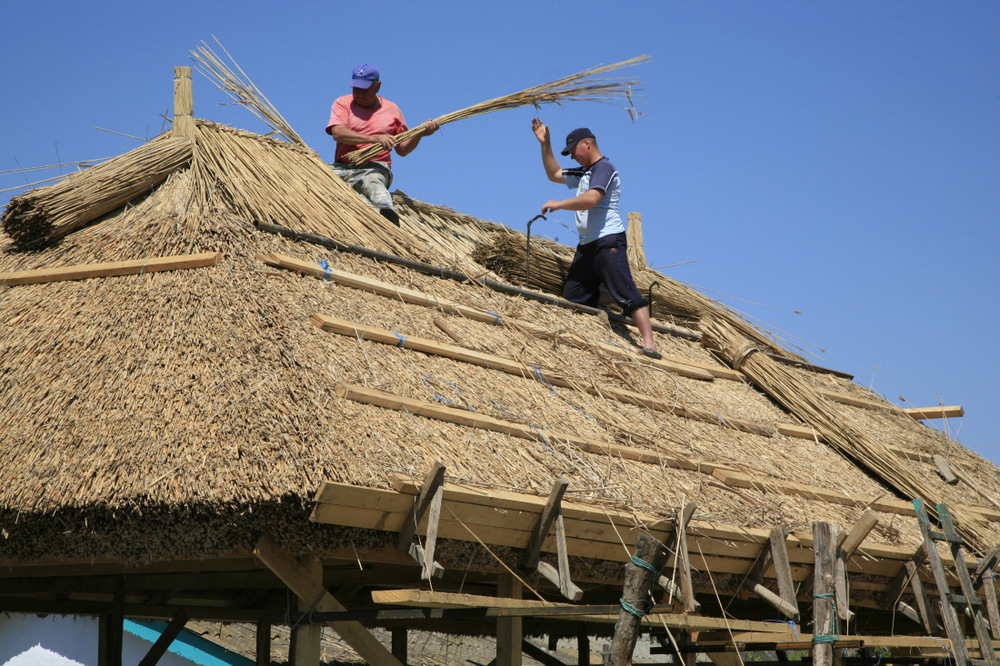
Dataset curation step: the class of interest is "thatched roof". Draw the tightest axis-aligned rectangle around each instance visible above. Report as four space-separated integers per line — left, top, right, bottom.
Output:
3 88 1000 658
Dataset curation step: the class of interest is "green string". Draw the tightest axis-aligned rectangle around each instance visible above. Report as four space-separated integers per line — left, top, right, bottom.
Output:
812 592 841 645
630 555 657 574
619 599 647 618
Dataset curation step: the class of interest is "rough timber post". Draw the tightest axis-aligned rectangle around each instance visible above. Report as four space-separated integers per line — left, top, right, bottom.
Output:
607 532 668 666
173 66 195 140
813 522 841 666
626 212 646 269
289 557 322 665
497 573 523 666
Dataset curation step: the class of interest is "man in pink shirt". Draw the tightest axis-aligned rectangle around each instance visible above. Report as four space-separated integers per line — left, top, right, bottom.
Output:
326 64 438 225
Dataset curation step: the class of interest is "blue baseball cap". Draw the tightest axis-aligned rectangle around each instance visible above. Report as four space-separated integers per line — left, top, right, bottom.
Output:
351 64 380 89
561 127 595 156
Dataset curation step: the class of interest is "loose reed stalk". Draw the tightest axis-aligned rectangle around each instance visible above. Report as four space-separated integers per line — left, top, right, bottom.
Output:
342 56 651 165
191 37 305 146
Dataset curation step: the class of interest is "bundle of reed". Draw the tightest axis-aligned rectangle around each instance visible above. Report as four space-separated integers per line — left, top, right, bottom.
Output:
701 315 994 551
343 56 650 165
191 38 305 146
472 233 704 326
190 121 417 257
471 232 573 294
2 135 193 251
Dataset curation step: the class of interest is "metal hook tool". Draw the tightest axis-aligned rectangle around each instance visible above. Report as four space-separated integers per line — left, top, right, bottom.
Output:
525 214 547 287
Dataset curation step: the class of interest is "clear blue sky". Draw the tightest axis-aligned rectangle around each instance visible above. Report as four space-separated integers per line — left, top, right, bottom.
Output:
2 1 998 462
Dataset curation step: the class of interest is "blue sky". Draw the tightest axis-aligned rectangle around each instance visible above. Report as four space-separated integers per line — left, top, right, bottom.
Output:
2 1 998 462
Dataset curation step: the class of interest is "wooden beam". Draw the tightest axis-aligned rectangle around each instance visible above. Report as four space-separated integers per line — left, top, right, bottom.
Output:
172 66 195 139
253 534 403 666
398 462 446 580
934 455 961 485
0 251 221 287
903 405 965 420
769 526 799 621
138 608 189 666
674 504 698 614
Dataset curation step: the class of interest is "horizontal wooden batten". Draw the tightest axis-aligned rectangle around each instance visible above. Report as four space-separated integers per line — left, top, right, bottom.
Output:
0 252 221 286
334 382 728 474
263 253 717 379
313 315 788 436
903 405 965 420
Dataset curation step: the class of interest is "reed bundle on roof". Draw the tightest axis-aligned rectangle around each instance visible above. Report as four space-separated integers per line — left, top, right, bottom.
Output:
2 135 193 250
701 315 995 551
470 233 794 356
190 121 417 257
343 56 650 165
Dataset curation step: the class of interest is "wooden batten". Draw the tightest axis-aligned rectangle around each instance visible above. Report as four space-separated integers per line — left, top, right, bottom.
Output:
0 252 221 287
173 66 195 139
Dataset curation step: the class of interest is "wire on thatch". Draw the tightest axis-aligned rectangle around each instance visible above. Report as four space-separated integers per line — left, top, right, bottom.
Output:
700 315 995 552
2 135 193 251
190 37 306 146
342 56 651 165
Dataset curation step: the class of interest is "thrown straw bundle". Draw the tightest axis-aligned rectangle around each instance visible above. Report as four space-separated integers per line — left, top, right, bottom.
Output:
343 56 650 165
701 315 994 551
191 38 305 146
2 135 193 250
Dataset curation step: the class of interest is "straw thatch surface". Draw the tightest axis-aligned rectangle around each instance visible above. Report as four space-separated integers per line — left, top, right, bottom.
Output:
3 118 1000 569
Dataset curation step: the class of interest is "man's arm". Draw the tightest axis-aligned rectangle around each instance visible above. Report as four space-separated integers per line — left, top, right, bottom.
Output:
330 125 398 150
395 119 440 156
541 188 603 214
532 118 565 184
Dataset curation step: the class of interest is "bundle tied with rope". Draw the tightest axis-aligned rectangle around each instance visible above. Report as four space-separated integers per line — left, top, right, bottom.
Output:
342 56 651 165
701 315 994 552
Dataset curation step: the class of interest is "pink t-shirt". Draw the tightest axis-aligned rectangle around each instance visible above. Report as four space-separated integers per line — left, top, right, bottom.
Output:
325 94 408 166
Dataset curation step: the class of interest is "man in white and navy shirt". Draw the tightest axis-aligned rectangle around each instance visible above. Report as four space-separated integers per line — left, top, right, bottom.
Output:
531 119 660 359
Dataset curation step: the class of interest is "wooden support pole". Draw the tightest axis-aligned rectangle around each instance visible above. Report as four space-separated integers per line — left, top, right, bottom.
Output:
626 212 647 269
770 526 798 614
98 575 125 666
606 532 668 666
675 504 698 614
524 479 569 570
982 569 1000 639
812 522 840 666
256 621 272 666
391 628 408 664
523 479 583 601
138 608 190 666
289 557 323 666
905 560 941 634
173 66 195 139
497 574 523 666
254 534 403 666
577 629 591 666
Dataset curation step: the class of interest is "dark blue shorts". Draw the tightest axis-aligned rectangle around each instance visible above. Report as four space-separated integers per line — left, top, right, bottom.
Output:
562 232 649 314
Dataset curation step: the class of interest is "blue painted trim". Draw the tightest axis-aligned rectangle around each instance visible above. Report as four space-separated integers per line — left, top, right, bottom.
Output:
123 619 255 666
